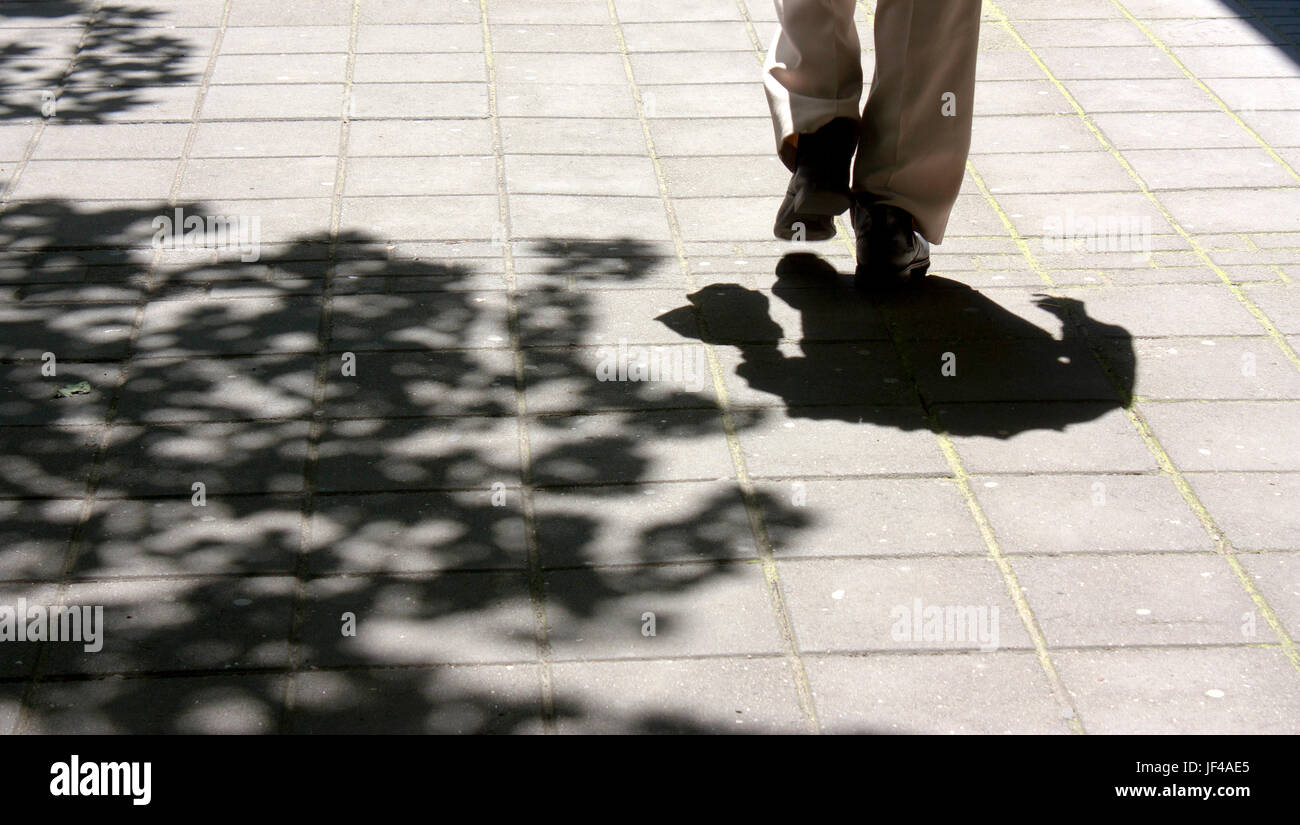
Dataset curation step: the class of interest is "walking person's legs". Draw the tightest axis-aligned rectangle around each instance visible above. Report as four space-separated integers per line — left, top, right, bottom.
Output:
764 0 863 241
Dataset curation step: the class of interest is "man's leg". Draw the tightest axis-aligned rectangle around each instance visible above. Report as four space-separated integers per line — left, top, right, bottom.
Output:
852 0 981 246
764 0 863 240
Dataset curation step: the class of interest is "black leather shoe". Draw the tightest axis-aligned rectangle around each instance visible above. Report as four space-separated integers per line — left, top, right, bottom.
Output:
851 196 930 289
773 118 857 242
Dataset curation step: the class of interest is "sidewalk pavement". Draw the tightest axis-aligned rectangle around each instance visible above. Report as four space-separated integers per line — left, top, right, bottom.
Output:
0 0 1297 734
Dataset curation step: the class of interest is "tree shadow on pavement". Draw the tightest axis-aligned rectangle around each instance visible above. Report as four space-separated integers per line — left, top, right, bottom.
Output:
0 2 199 122
0 198 821 734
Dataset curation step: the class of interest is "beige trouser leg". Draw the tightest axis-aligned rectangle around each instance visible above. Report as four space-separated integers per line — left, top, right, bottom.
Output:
764 0 982 243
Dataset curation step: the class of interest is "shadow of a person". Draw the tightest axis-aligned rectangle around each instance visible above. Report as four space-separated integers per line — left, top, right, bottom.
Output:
656 253 1135 438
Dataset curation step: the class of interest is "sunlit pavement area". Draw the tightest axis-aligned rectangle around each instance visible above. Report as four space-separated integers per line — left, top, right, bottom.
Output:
0 0 1298 734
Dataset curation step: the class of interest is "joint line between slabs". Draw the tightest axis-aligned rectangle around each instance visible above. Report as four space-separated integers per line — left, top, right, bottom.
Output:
614 0 822 734
281 0 363 733
11 0 236 735
480 0 558 733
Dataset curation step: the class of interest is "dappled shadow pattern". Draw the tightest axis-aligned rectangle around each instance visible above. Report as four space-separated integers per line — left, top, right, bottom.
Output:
0 3 199 122
0 198 819 734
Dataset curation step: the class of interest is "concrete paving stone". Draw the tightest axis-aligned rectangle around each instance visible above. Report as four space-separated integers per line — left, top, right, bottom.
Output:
941 403 1158 472
495 82 635 118
315 415 521 492
136 295 321 357
512 243 683 289
1161 188 1300 234
72 494 300 577
648 116 773 157
181 197 334 245
359 0 481 24
350 82 488 119
735 405 949 478
1088 111 1263 150
551 657 804 734
297 571 536 666
200 83 344 119
505 154 659 197
972 80 1074 117
528 409 736 484
324 349 515 418
1146 17 1280 47
1056 284 1268 337
1241 110 1300 148
211 52 349 85
341 194 502 242
355 23 484 54
307 489 528 573
345 155 496 197
533 480 756 567
181 156 340 200
1242 284 1300 333
971 151 1136 194
640 83 769 119
42 575 297 676
191 120 341 160
290 665 544 733
0 425 101 498
1058 77 1221 113
0 499 80 581
500 116 647 155
490 1 611 24
508 194 672 241
875 284 1073 341
0 123 36 162
0 360 119 425
1173 44 1300 79
1104 336 1300 400
1237 551 1300 639
1017 552 1260 647
775 556 1032 653
24 674 285 734
227 0 356 26
518 286 697 346
974 473 1210 555
628 51 763 86
489 23 618 53
805 651 1069 733
715 341 914 408
31 123 189 160
545 560 782 658
0 583 60 679
660 155 787 198
997 191 1176 240
1013 19 1152 48
116 354 316 423
1032 45 1181 80
1202 77 1300 113
494 52 629 86
1185 472 1300 550
1054 647 1300 733
755 476 987 559
522 344 718 412
220 25 352 54
98 420 310 497
903 338 1119 403
11 159 178 201
621 21 758 52
352 52 486 84
1142 400 1300 471
330 290 509 350
0 685 21 735
672 195 786 242
1126 147 1298 190
973 47 1046 83
348 118 494 156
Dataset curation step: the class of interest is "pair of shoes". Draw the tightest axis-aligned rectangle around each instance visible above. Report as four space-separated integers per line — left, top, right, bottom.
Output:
772 117 857 241
850 195 930 290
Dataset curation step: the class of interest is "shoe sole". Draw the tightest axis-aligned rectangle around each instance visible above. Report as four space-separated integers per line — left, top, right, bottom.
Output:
773 189 852 241
854 258 931 291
